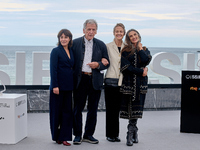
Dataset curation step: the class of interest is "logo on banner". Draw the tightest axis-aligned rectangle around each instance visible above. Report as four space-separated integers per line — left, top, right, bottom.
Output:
18 113 25 119
185 75 200 79
16 99 26 107
190 87 200 91
0 103 10 108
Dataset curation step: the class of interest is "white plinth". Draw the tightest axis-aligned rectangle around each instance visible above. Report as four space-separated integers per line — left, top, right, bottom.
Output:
0 94 27 144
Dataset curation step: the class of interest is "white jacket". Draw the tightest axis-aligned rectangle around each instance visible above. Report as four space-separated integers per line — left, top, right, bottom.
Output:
105 40 124 86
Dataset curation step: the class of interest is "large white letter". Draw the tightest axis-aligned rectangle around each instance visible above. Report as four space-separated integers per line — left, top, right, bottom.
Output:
198 53 200 71
183 53 195 70
0 53 10 85
16 52 26 85
32 52 50 85
149 52 181 84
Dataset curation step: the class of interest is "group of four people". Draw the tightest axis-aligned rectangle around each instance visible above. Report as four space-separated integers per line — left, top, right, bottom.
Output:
49 19 152 147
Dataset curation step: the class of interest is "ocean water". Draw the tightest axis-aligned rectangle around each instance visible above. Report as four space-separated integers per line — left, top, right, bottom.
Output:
0 46 199 85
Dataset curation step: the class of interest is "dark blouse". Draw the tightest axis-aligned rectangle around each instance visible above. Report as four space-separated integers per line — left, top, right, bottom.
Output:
118 47 121 52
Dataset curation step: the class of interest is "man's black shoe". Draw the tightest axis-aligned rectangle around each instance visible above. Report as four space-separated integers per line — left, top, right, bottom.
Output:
73 136 82 145
83 135 99 144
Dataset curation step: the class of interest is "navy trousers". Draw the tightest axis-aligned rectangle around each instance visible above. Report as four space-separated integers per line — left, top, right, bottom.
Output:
49 90 73 141
73 74 101 137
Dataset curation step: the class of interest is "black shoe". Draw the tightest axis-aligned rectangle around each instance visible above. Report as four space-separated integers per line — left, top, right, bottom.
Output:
106 137 115 142
83 135 99 144
73 136 82 145
115 137 121 142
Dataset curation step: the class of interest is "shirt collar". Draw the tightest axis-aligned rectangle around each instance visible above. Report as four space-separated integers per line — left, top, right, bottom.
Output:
84 36 93 44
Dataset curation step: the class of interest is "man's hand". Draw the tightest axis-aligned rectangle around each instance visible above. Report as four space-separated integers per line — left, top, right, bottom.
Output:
87 62 99 69
87 58 109 69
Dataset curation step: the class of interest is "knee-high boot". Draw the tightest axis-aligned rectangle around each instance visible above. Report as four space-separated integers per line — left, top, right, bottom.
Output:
126 121 134 146
129 119 138 143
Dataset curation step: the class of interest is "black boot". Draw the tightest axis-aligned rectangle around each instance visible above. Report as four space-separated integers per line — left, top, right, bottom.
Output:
133 130 138 143
129 119 139 143
126 131 133 146
126 123 134 146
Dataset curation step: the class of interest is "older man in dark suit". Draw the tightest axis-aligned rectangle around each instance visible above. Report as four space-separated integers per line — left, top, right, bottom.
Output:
72 19 109 145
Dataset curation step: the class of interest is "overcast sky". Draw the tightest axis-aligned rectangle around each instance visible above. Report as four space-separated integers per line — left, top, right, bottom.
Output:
0 0 200 48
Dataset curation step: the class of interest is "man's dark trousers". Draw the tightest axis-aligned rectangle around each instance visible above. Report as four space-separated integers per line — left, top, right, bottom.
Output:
73 74 101 137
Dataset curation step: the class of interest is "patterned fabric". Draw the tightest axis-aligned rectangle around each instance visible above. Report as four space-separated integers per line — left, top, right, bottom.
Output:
119 48 152 119
120 94 146 119
82 37 93 73
120 51 137 100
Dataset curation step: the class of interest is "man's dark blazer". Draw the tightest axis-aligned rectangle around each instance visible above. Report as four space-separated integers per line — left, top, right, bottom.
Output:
49 45 74 91
72 36 110 90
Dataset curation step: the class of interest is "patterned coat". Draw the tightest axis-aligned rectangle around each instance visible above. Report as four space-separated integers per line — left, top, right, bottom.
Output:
120 48 152 119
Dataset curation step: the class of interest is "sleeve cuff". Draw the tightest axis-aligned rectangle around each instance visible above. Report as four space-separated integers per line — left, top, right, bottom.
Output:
97 63 100 69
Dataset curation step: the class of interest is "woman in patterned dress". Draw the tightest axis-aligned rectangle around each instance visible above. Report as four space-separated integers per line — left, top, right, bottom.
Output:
120 29 152 146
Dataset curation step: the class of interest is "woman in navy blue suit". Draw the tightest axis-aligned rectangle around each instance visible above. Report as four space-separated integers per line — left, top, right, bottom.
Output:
49 29 74 146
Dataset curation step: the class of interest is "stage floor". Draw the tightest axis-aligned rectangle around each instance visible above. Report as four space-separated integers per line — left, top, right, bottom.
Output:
1 110 199 150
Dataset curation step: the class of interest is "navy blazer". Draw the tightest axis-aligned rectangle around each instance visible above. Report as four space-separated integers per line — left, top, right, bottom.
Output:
49 45 74 91
72 36 110 90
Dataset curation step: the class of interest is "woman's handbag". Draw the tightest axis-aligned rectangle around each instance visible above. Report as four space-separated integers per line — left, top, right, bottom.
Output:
104 78 119 87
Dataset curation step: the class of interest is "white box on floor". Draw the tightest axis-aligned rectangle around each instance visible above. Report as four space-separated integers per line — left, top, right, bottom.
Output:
0 94 27 144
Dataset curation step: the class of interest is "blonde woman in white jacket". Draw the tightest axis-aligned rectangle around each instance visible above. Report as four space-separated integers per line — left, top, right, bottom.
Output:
104 23 126 142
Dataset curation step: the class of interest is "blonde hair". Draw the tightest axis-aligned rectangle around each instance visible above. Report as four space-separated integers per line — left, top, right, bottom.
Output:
113 23 126 35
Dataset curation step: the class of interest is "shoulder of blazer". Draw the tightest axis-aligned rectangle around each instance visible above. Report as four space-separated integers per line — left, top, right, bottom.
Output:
93 37 106 47
106 41 116 53
51 46 60 55
72 37 83 53
74 36 82 41
106 40 125 49
72 37 83 48
106 41 115 47
73 37 82 45
53 46 60 50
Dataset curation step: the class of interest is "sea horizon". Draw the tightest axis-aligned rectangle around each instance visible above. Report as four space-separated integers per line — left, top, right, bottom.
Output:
0 45 200 49
0 46 200 85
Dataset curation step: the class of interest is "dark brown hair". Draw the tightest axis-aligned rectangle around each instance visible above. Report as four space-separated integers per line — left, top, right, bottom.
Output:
121 29 146 56
57 29 73 48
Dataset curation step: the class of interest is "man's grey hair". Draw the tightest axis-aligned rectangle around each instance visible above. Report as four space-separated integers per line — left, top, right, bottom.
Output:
83 19 98 30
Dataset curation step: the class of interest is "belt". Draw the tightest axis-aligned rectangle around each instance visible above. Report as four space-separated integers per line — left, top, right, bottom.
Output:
82 72 92 76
